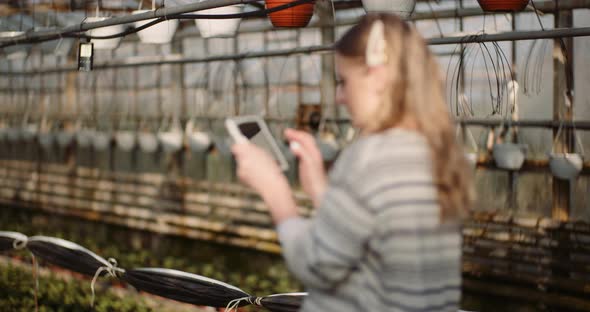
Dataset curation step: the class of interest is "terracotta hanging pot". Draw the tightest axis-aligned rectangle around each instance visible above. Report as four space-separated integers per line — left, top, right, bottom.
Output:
361 0 417 19
265 0 316 28
477 0 529 12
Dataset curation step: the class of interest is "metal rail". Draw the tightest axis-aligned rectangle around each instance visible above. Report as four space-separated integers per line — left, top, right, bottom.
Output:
2 0 590 46
0 0 255 45
2 26 590 75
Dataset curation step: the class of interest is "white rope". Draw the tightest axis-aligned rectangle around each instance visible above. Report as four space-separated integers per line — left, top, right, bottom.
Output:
225 296 261 311
13 237 27 250
90 258 124 308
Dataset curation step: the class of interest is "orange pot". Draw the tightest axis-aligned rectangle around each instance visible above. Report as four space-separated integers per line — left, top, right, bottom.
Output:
265 0 316 28
477 0 529 12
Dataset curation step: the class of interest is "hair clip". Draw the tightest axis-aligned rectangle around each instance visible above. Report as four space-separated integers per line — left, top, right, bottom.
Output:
366 19 387 67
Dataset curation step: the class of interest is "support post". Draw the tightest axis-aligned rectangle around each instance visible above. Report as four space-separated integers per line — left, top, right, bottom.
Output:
318 0 336 121
552 3 574 221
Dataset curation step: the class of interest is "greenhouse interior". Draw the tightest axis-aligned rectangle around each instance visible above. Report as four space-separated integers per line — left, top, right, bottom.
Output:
0 0 589 311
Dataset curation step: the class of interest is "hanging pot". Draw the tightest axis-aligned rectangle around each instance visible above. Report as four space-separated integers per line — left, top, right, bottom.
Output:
38 132 55 150
361 0 417 19
0 31 31 59
138 132 159 153
477 0 529 12
316 131 339 162
76 129 94 148
265 0 316 28
56 130 75 148
157 131 183 153
6 127 20 143
85 17 125 50
195 3 243 38
133 10 179 44
188 131 213 153
493 143 526 170
465 152 478 167
20 124 37 142
549 153 583 180
157 116 184 153
115 131 136 152
92 131 111 151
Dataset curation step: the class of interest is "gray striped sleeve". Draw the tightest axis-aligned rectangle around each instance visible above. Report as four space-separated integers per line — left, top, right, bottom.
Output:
277 182 374 291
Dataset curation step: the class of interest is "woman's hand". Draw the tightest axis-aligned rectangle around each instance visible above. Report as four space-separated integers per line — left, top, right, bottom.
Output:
231 142 298 224
284 128 328 208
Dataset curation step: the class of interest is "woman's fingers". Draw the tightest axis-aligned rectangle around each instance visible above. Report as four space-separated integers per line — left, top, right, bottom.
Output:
284 128 322 162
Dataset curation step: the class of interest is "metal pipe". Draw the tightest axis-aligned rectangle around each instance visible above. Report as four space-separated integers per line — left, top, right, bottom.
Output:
2 26 590 75
3 0 589 45
457 119 590 130
0 0 255 45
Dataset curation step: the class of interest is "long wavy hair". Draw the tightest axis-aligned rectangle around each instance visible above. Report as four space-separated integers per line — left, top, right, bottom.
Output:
334 14 473 221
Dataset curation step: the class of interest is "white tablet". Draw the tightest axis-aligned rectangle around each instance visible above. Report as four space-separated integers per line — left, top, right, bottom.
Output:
225 115 289 171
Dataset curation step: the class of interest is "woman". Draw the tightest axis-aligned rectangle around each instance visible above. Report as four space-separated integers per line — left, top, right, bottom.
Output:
232 14 473 311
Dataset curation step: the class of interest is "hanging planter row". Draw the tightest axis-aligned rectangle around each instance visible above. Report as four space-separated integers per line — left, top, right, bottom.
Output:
86 0 318 49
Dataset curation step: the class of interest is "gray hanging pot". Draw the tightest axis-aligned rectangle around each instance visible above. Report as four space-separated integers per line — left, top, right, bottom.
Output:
56 130 75 148
6 127 20 143
549 153 583 180
316 131 340 162
92 131 111 151
493 142 526 170
548 121 584 180
76 129 94 148
20 124 37 142
38 132 55 150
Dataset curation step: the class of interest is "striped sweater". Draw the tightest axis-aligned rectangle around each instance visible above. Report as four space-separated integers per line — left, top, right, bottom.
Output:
278 128 462 312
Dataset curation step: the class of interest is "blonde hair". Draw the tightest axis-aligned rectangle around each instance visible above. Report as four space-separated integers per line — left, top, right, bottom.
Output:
335 14 473 221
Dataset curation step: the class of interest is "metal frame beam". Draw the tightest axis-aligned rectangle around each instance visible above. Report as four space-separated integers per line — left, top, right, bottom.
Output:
2 26 590 75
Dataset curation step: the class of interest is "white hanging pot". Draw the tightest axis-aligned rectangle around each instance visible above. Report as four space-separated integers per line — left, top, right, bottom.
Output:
195 3 243 38
493 143 526 170
138 132 159 153
38 132 55 150
20 124 37 142
549 153 583 180
361 0 417 19
56 131 75 148
0 31 31 59
116 131 136 152
188 131 212 153
465 152 478 167
158 130 183 153
6 127 20 143
92 131 111 151
133 10 179 44
76 129 94 148
85 17 125 50
316 132 340 162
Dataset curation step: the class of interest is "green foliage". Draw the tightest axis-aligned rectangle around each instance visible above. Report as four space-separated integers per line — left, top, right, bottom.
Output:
0 262 152 312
